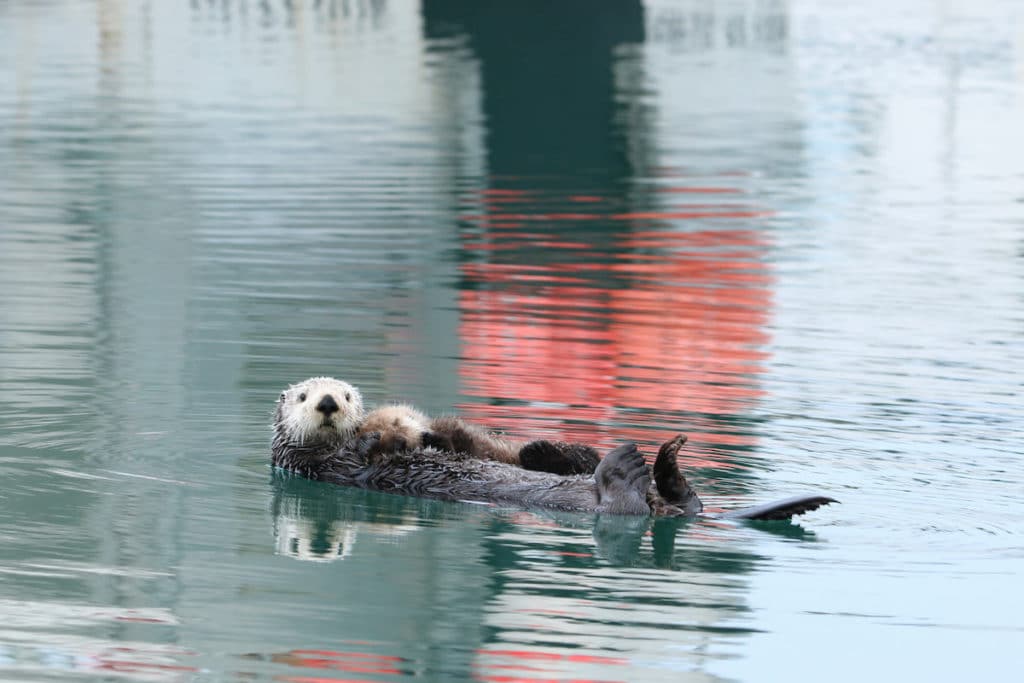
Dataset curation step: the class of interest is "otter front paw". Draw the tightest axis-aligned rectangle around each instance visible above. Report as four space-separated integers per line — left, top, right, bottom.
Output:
421 430 455 452
520 440 601 475
354 432 382 459
357 431 411 459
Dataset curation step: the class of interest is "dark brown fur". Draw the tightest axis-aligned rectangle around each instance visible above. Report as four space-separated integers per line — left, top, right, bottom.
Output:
425 416 522 464
426 416 601 476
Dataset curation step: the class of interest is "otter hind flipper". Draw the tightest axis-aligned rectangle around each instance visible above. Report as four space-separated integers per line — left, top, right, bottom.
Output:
520 440 601 475
652 433 703 516
719 495 838 521
594 443 652 516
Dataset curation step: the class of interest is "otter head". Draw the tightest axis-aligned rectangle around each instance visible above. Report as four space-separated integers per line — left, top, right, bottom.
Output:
272 377 365 471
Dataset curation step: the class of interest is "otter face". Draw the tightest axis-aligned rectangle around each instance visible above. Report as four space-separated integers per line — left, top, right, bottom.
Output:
274 377 365 451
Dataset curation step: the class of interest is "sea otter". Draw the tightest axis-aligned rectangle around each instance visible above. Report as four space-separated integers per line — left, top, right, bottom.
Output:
272 377 836 520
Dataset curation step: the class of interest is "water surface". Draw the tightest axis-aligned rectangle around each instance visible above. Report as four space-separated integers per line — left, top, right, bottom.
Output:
1 1 1022 681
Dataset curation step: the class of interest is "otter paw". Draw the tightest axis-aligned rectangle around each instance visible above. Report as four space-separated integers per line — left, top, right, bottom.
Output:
354 432 383 459
520 440 567 473
561 443 601 474
360 432 411 459
421 430 455 452
594 443 652 516
445 426 478 455
378 434 410 454
520 440 600 475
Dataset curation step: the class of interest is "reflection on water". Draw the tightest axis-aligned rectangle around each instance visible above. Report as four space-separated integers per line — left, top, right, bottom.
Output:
456 188 772 470
1 0 1023 681
267 473 776 683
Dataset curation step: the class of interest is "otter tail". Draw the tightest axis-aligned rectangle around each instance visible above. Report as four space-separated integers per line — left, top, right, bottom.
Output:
718 495 838 521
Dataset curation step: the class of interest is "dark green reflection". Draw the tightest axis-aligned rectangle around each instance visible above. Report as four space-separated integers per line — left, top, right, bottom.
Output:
423 0 643 183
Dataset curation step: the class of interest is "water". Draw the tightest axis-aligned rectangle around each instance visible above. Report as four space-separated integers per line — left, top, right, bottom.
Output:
1 0 1022 680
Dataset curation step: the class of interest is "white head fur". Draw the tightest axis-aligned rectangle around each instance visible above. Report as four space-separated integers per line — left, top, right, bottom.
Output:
274 376 365 451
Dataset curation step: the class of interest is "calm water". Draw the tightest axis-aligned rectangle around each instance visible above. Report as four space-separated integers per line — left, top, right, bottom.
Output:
1 0 1022 681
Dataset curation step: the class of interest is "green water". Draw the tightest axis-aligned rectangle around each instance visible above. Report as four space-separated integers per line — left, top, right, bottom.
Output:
1 1 1022 681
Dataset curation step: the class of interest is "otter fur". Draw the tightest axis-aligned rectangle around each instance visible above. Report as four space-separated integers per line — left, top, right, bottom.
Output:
272 378 837 520
357 404 432 455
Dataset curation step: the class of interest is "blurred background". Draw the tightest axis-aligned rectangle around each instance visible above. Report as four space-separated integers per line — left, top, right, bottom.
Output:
1 1 1022 681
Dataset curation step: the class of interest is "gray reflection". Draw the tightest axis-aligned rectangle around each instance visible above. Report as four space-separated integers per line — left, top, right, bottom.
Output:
646 0 789 52
267 467 808 571
268 473 768 681
269 474 489 678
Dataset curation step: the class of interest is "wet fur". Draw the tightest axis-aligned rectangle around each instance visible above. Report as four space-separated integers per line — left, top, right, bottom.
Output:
273 431 657 514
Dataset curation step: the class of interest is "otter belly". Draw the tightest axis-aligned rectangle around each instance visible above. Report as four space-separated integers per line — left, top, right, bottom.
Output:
321 448 604 513
299 437 656 515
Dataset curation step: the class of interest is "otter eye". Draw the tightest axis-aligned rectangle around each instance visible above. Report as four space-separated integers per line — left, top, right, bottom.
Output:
344 392 351 402
298 392 307 402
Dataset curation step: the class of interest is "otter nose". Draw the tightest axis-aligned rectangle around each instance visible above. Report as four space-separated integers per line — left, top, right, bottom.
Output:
316 394 340 416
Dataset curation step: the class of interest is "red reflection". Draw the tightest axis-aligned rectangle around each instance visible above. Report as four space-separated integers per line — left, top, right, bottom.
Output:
459 209 767 224
80 643 200 680
477 678 623 683
456 188 772 467
479 650 626 665
267 649 406 679
92 651 196 677
474 648 628 683
95 661 199 674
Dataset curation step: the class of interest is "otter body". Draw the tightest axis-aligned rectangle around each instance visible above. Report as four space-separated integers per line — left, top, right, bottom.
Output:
272 378 837 520
276 436 609 513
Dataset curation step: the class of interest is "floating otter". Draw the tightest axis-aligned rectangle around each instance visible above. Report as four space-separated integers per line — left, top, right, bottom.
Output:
272 377 836 520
